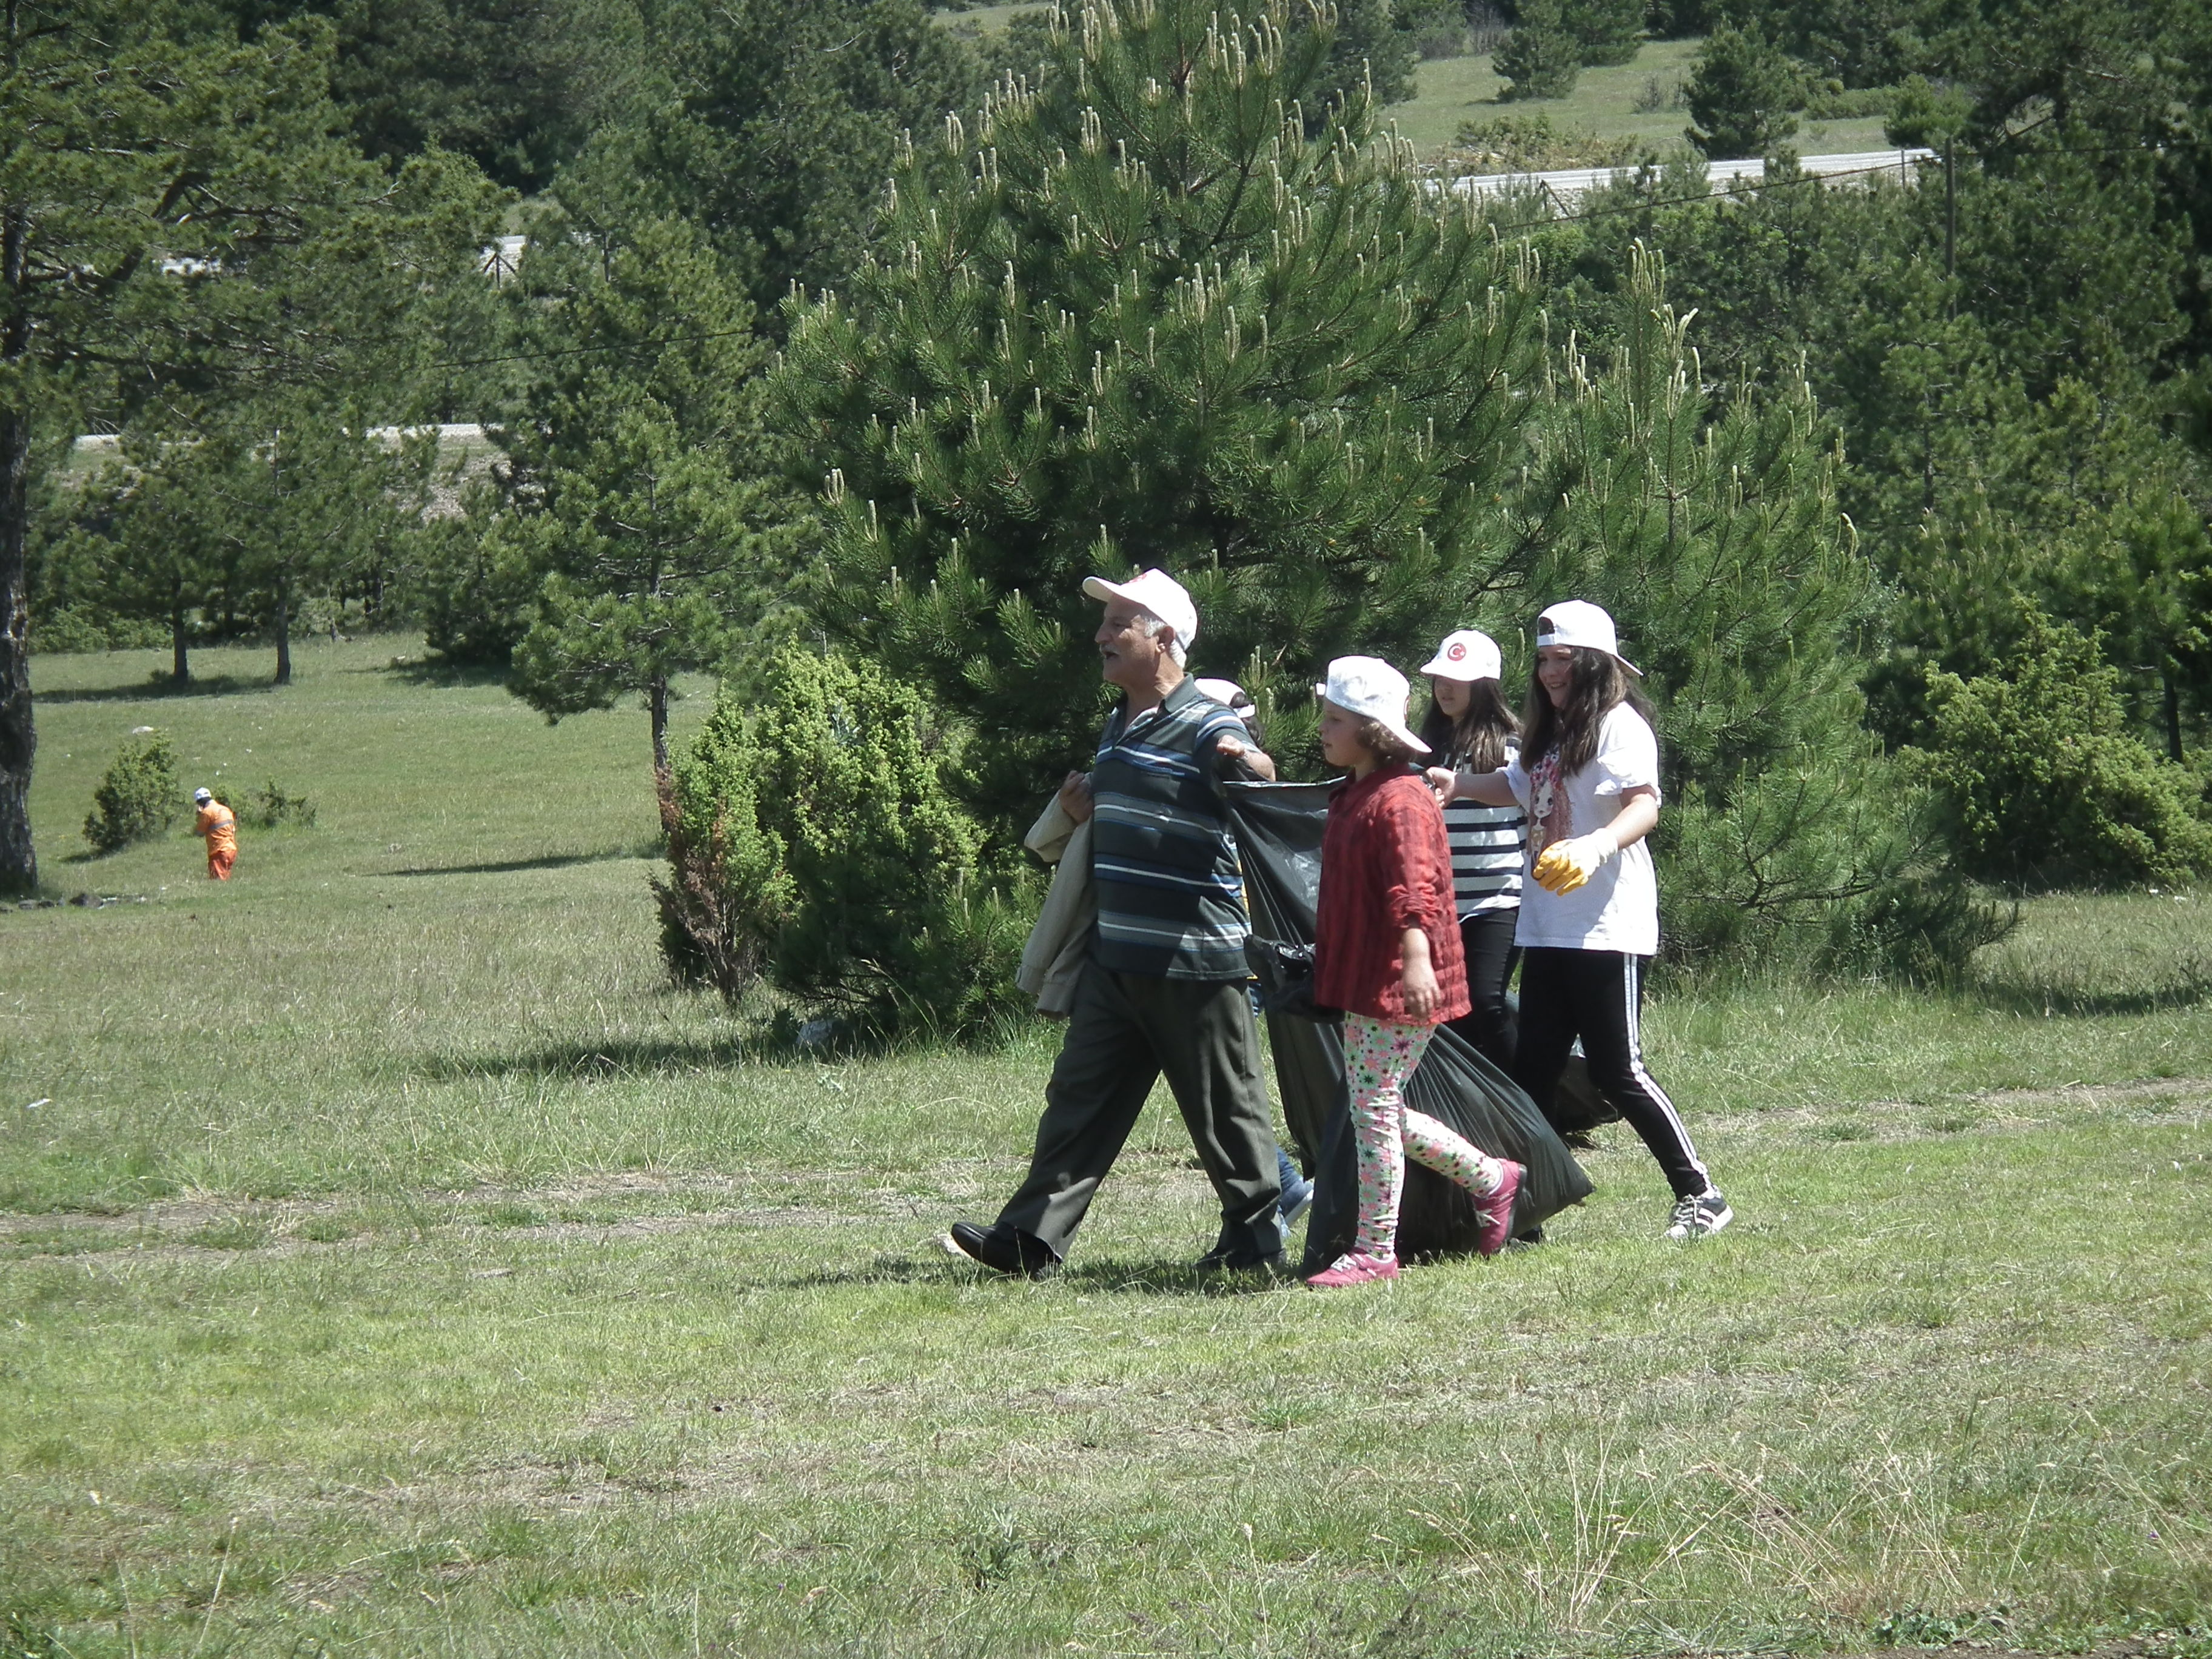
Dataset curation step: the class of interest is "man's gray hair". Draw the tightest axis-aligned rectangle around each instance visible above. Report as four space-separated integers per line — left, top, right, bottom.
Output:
1135 608 1187 668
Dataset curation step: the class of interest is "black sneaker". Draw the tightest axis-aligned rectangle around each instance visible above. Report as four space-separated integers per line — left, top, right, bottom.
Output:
1664 1188 1734 1239
948 1221 1059 1278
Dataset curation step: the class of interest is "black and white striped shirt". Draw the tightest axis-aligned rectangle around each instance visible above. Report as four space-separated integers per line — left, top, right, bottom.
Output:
1441 742 1524 919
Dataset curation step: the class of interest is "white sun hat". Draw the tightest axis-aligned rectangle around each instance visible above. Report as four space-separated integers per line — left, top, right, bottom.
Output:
1315 656 1430 755
1081 567 1199 651
1418 628 1504 683
1193 676 1248 708
1535 599 1642 677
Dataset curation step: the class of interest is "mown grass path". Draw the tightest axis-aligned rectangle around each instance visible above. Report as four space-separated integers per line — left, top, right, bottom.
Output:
4 640 2208 1656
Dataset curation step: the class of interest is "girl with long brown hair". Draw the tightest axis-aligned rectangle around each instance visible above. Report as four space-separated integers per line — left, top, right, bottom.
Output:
1431 602 1732 1240
1416 629 1525 1071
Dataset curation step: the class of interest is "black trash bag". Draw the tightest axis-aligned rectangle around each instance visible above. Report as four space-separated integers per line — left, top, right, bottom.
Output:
1224 780 1595 1272
1537 1022 1623 1137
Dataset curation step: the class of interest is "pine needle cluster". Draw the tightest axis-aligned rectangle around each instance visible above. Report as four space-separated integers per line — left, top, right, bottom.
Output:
778 0 1547 826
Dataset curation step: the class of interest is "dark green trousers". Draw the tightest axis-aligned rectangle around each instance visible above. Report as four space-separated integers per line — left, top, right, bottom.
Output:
997 962 1282 1261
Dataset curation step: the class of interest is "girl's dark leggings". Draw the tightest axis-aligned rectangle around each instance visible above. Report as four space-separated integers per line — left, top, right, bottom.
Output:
1443 908 1520 1073
1511 947 1712 1200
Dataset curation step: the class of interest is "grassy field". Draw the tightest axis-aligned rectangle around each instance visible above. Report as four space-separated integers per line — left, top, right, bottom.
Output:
4 638 2210 1657
935 12 1890 163
1389 39 1891 160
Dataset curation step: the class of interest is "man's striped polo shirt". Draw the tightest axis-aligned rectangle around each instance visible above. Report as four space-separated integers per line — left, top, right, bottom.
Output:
1089 675 1253 980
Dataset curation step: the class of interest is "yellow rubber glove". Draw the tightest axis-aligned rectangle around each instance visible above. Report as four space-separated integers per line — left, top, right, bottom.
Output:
1531 831 1617 897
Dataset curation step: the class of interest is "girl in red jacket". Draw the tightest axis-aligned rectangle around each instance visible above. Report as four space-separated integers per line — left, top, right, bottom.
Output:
1307 657 1526 1289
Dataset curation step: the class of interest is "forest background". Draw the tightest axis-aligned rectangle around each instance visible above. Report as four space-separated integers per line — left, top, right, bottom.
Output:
9 0 2212 1041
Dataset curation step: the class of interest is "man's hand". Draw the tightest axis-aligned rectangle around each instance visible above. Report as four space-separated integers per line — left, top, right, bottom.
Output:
1216 736 1277 782
1057 770 1095 823
1400 926 1440 1017
1424 766 1457 805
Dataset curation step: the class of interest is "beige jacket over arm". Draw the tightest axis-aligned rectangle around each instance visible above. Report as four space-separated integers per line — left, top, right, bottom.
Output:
1015 794 1094 1018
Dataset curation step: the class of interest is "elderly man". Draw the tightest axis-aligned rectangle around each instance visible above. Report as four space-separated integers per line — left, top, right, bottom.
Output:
950 568 1286 1276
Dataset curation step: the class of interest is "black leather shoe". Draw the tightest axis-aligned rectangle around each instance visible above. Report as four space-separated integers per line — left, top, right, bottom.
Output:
1194 1239 1286 1274
948 1221 1059 1279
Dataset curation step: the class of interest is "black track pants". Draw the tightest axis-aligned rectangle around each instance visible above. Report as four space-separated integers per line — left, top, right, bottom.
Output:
1511 948 1712 1200
1443 908 1520 1072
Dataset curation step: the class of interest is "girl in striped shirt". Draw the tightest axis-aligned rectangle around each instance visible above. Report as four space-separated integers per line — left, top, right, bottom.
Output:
1416 629 1526 1071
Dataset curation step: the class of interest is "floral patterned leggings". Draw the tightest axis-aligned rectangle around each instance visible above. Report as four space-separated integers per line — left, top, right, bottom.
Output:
1344 1013 1509 1260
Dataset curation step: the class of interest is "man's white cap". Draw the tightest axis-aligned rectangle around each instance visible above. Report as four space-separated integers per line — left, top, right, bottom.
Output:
1315 656 1430 756
193 787 212 803
1193 676 1248 707
1082 567 1198 650
1418 628 1503 683
1536 599 1641 677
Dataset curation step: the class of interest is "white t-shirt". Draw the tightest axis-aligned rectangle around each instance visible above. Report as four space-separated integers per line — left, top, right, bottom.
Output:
1503 703 1661 955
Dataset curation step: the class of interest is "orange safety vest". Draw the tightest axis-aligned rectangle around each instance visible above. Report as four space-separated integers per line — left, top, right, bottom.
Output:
195 801 237 856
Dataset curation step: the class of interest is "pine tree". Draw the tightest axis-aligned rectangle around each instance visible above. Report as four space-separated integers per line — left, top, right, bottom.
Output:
1494 0 1580 101
777 0 1547 830
1509 246 1902 964
58 439 218 686
1685 23 1803 161
1562 0 1641 67
0 1 495 893
552 0 977 324
492 215 801 773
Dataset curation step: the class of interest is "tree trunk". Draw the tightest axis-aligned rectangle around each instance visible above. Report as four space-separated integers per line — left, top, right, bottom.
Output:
171 588 190 686
0 407 33 896
649 673 670 777
274 574 292 685
0 158 36 893
2163 662 2184 765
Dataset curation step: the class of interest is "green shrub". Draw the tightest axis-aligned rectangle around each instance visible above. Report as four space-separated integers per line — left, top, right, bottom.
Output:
1450 113 1646 172
657 646 1027 1042
1398 0 1470 59
30 605 166 655
83 731 181 854
1822 875 2019 988
1802 81 1896 120
1915 609 2212 888
236 779 317 830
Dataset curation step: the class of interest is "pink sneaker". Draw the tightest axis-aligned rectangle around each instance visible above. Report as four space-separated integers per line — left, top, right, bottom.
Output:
1473 1161 1525 1257
1305 1251 1401 1288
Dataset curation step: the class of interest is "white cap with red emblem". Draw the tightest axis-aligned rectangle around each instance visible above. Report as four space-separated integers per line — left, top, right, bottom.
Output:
1418 628 1503 683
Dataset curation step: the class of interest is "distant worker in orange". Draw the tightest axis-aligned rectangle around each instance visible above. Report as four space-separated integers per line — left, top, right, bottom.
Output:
192 787 236 880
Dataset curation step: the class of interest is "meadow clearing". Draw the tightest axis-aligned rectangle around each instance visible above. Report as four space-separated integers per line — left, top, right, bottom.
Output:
2 637 2210 1657
941 12 1894 161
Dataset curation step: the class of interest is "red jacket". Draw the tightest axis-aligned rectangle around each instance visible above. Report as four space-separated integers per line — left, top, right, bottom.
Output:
1313 765 1470 1026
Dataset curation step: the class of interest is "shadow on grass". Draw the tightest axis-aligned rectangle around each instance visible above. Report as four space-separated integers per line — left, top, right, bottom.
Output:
36 673 274 704
725 1241 1301 1299
1968 971 2212 1018
388 847 655 878
1056 1256 1301 1298
415 1033 771 1081
375 655 511 689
